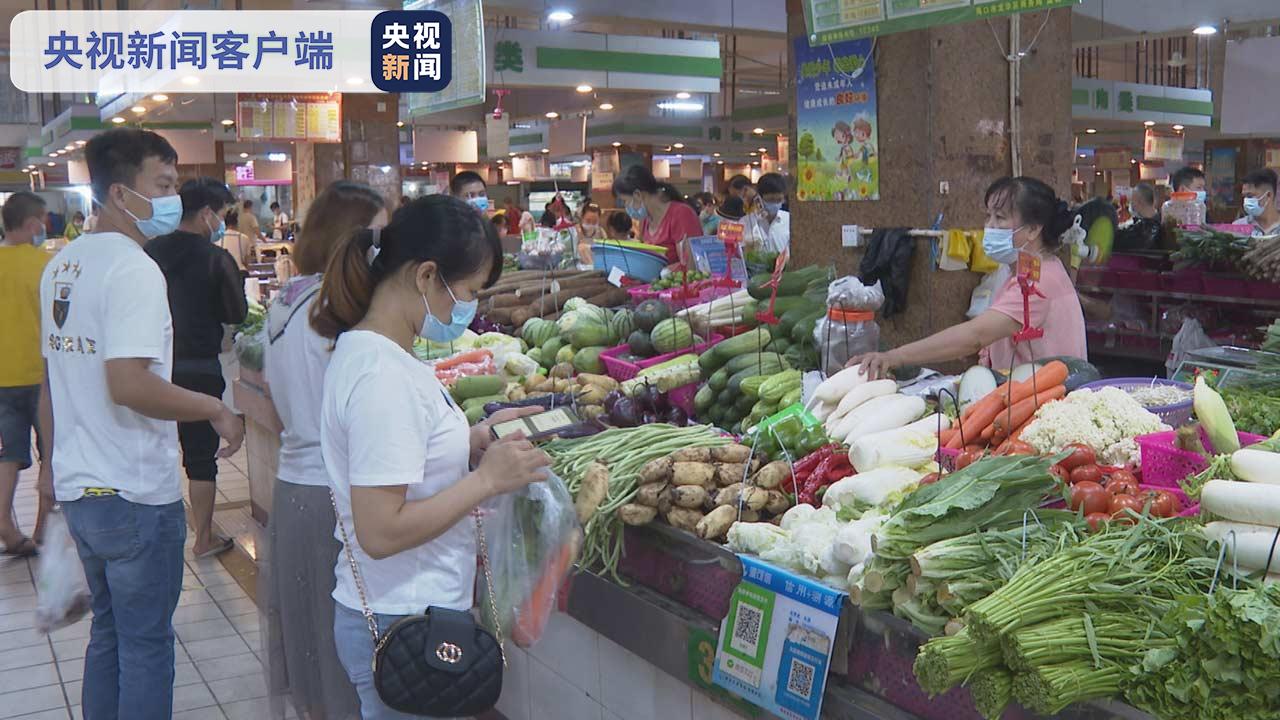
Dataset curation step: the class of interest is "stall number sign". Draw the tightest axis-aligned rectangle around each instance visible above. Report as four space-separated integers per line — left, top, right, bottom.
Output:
712 555 845 720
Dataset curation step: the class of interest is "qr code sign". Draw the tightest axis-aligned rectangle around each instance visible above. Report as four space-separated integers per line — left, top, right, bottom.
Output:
786 657 816 700
729 602 763 657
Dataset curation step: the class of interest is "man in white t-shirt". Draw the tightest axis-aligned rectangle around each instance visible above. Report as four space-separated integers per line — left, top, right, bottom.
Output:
269 200 290 240
1233 168 1280 238
37 128 244 720
755 171 791 254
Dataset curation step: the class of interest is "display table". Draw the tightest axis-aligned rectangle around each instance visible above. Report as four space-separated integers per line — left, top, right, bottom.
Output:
232 368 281 526
536 524 1159 720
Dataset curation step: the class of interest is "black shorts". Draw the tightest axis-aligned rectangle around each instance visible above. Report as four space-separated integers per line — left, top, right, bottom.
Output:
173 371 227 482
0 385 40 470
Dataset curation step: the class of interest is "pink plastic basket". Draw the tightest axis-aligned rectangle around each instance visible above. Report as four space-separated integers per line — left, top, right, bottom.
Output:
1248 279 1280 299
1137 429 1267 488
1161 269 1204 294
669 382 698 417
598 333 723 382
1111 270 1161 291
625 284 662 302
1202 273 1249 298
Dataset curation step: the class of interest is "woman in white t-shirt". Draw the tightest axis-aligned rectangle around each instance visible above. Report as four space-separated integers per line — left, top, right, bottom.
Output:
261 181 386 720
311 195 550 720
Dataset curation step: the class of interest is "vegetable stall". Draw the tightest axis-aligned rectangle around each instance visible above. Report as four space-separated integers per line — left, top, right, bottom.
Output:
235 259 1280 720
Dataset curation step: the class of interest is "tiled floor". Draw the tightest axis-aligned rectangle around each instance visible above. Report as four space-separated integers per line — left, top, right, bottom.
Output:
0 447 282 719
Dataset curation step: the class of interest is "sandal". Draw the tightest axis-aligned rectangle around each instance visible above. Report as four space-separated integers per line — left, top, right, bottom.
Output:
193 536 234 559
1 537 38 559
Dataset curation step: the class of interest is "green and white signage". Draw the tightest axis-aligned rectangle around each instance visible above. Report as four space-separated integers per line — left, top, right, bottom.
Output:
803 0 1078 45
1072 78 1213 128
486 29 720 93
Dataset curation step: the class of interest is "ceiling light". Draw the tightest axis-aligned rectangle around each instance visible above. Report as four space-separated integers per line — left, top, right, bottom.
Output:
1193 24 1217 35
749 151 758 156
55 150 64 156
1143 120 1156 127
598 102 613 111
1079 153 1087 158
752 127 764 135
757 147 768 153
676 154 682 159
346 77 363 86
752 161 760 166
152 93 168 102
220 118 235 126
47 161 55 166
675 91 691 100
110 116 125 124
63 144 74 150
396 121 404 127
545 111 559 119
1173 124 1185 131
712 152 721 157
673 142 684 149
130 105 146 114
181 75 199 85
25 164 34 169
541 148 550 154
716 160 724 165
1085 128 1097 134
239 152 249 158
48 153 57 158
656 101 703 112
1131 159 1138 164
575 84 593 93
611 141 621 147
75 140 85 146
508 152 516 157
547 9 574 22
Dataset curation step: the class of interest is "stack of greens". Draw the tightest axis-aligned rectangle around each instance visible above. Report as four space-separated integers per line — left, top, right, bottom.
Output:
1125 583 1280 720
1220 385 1280 437
1172 226 1252 271
1258 318 1280 375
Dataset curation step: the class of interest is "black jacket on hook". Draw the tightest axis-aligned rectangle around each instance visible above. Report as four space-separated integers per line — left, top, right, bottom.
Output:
858 228 915 318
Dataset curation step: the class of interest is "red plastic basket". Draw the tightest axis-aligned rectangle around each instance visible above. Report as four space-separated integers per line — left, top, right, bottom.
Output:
1110 270 1162 291
1137 429 1267 488
1161 269 1204 294
598 333 723 382
669 382 699 417
625 284 662 302
1202 273 1249 298
1248 279 1280 299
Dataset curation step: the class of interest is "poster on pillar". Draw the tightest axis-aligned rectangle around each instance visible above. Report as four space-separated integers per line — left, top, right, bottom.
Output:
794 37 879 202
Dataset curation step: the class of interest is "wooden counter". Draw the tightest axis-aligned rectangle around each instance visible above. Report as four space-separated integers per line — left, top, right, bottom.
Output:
232 368 282 526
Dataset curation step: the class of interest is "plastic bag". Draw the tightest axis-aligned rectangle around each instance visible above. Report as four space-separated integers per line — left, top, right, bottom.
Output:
477 470 581 649
34 510 91 634
966 264 1011 318
814 314 879 377
233 325 266 372
825 276 884 311
1167 317 1216 377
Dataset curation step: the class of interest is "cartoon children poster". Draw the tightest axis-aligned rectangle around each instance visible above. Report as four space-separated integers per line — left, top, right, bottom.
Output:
794 37 879 202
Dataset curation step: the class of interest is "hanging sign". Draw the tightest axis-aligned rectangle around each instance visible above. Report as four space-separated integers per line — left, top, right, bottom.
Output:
803 0 1077 46
1094 147 1132 172
712 556 845 720
795 37 879 202
1144 129 1185 163
237 93 342 143
1265 145 1280 169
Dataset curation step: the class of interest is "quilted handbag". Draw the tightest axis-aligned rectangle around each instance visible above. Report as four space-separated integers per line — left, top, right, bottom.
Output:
332 496 505 717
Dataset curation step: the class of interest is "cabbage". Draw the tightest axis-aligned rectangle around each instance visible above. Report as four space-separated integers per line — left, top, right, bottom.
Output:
726 522 788 555
504 352 540 378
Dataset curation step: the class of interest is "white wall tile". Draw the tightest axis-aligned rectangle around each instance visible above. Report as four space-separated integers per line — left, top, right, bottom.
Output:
528 656 602 720
690 690 752 720
596 634 691 720
495 646 531 720
526 611 601 699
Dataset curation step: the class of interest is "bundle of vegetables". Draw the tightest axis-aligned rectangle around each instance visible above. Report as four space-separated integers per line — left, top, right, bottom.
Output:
941 361 1070 453
1240 231 1280 281
1019 385 1169 467
621 444 797 542
546 424 731 581
675 289 753 334
1124 582 1280 720
1220 385 1280 437
1172 225 1252 271
913 628 1003 698
871 454 1062 561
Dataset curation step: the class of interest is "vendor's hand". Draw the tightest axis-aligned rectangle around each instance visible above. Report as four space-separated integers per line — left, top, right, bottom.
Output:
470 406 544 459
845 351 899 380
477 433 551 496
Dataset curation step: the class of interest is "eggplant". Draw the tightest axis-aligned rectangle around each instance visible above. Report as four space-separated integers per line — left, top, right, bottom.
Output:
635 383 659 414
482 392 573 416
664 406 689 426
609 397 641 427
603 390 624 413
653 390 671 415
552 421 605 439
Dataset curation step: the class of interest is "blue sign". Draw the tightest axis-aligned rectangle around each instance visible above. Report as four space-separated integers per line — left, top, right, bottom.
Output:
370 10 452 92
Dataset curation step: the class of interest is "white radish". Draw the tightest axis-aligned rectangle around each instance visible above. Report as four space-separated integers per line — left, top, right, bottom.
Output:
902 413 950 435
828 379 898 424
827 393 904 439
1201 480 1280 527
814 364 870 405
842 395 928 444
811 400 837 423
1203 521 1280 574
1230 448 1280 485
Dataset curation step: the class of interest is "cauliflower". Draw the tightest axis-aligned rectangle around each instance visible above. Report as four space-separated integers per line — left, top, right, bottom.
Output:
1021 387 1169 467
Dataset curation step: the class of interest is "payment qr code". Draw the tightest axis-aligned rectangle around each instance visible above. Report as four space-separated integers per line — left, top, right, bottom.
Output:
729 602 763 656
786 657 816 700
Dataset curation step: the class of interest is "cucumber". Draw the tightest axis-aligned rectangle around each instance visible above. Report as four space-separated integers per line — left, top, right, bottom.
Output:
767 338 792 356
777 304 824 337
452 374 505 401
694 384 717 414
709 328 774 367
747 266 828 299
790 311 823 344
727 358 786 394
734 394 756 414
740 375 769 400
725 351 787 376
781 387 803 408
706 404 726 425
708 366 731 392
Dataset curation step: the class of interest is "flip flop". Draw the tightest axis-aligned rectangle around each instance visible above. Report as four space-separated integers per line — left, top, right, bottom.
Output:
1 537 38 559
193 536 234 559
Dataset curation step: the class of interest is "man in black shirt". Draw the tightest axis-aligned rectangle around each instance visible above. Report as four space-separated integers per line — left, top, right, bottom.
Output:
146 178 247 558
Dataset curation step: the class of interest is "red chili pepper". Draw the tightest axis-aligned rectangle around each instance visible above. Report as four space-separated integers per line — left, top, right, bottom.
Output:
792 447 832 475
801 454 839 505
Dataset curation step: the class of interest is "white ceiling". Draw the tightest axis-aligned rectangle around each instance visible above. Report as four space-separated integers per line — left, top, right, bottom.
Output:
1074 0 1280 35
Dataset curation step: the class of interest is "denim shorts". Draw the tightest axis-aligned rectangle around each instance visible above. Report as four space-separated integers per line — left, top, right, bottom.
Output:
0 385 40 469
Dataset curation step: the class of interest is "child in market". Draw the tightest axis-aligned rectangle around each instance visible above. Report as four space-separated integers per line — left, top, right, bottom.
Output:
576 203 606 269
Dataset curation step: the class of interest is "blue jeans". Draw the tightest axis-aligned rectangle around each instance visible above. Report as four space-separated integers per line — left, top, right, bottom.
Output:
63 495 186 720
334 603 444 720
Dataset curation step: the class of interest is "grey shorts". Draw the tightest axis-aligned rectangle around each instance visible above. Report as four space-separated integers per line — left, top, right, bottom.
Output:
0 385 40 470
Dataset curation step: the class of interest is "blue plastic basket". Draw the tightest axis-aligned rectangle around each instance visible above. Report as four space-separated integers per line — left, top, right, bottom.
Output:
592 243 668 283
1076 377 1194 427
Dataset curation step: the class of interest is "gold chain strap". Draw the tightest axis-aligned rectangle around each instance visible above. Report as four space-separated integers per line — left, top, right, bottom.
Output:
328 492 507 667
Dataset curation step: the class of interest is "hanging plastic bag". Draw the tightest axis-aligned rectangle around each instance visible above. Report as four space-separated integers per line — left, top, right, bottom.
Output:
825 276 884 311
34 510 91 634
1167 317 1216 378
477 469 582 649
966 264 1012 318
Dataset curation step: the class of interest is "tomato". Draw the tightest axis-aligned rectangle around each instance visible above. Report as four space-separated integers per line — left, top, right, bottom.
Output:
1069 464 1103 485
1049 464 1071 484
1157 490 1183 514
1085 512 1111 531
1069 481 1110 515
1001 440 1037 456
1060 443 1097 470
1105 477 1140 497
1109 493 1146 519
919 472 941 486
1107 469 1138 487
956 449 983 470
1144 490 1174 518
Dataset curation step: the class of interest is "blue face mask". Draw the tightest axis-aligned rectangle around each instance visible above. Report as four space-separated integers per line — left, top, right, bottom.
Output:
468 196 490 212
421 279 477 343
32 226 46 247
123 186 182 239
1194 190 1207 203
625 197 648 221
1244 194 1269 218
205 214 226 244
762 201 783 216
982 225 1024 265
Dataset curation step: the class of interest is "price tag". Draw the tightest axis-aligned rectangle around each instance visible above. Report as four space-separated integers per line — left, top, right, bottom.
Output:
607 266 626 287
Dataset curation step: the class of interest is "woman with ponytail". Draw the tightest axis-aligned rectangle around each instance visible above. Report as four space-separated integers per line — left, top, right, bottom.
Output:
612 164 704 264
313 195 550 719
849 176 1087 378
262 180 385 720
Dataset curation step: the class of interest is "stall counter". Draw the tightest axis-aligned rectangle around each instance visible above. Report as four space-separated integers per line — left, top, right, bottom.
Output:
232 367 282 525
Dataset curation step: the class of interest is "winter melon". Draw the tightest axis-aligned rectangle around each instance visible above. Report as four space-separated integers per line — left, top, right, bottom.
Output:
634 299 671 333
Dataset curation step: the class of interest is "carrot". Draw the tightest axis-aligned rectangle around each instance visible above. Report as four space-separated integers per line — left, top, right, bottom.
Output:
1004 361 1069 407
961 392 1005 424
1009 416 1035 441
945 430 965 450
511 536 579 648
434 348 493 371
938 428 959 447
992 384 1066 436
962 398 1007 443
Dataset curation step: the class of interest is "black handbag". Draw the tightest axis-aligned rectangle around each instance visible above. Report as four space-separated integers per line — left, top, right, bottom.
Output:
332 496 505 717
